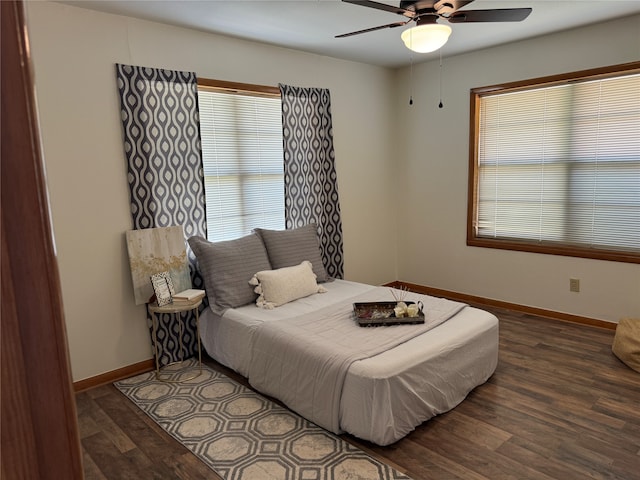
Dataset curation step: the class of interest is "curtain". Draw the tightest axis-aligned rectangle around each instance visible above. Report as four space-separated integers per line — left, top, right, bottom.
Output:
116 63 206 366
279 84 344 279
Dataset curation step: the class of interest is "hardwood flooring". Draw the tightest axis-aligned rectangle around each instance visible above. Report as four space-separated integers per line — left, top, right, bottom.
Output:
77 306 640 479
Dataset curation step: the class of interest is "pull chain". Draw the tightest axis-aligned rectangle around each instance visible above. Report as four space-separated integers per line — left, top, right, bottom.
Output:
409 54 414 106
438 49 444 109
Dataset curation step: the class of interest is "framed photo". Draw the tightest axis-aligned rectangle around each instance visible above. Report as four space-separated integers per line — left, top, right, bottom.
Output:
150 271 175 306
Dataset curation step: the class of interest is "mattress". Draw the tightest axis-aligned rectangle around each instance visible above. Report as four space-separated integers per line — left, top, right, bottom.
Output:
199 279 499 445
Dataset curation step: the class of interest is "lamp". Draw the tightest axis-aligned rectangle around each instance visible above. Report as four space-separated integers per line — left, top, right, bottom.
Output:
401 18 452 53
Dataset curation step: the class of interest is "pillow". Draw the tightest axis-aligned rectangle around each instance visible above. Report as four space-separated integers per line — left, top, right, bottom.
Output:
254 223 329 282
188 234 272 315
250 261 327 309
612 318 640 373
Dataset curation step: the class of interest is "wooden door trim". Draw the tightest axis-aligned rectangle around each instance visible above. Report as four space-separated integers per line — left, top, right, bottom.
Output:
1 1 84 478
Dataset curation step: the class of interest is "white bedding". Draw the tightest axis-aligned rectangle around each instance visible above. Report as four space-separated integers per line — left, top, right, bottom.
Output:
199 280 499 445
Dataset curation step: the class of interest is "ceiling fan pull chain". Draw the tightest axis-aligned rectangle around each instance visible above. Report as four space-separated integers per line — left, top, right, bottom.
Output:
438 49 444 108
409 54 414 106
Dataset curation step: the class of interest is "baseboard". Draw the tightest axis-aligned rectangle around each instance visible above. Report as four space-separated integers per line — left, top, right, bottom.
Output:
73 358 155 393
386 280 616 331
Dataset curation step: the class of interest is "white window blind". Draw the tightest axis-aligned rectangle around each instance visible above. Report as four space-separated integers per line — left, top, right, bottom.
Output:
475 72 640 256
198 89 285 242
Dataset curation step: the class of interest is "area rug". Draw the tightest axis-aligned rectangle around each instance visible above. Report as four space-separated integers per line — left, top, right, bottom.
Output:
115 361 411 480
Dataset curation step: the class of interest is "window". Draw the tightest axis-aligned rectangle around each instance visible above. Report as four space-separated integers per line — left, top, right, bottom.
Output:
197 79 285 242
468 63 640 264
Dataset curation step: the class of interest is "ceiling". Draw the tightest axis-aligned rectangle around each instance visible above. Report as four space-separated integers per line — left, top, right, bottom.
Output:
59 0 640 68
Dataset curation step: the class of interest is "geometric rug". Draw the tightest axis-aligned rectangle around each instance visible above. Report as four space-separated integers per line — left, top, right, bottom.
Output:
115 360 412 480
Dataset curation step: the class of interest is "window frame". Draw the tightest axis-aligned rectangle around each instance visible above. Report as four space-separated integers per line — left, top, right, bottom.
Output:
198 78 280 98
467 62 640 264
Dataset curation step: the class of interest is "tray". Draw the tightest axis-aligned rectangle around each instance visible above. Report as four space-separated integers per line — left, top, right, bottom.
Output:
353 301 425 327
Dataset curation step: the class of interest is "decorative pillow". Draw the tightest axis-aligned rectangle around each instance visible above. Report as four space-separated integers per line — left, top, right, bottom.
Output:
254 223 329 282
188 234 272 315
249 261 327 309
612 318 640 373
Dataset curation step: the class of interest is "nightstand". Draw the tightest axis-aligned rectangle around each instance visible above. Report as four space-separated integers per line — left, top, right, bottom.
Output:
148 297 203 382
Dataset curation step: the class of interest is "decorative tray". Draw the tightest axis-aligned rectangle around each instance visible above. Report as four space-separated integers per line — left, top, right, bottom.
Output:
353 301 425 327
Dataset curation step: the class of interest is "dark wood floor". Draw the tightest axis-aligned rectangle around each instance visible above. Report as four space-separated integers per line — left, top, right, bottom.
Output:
77 306 640 480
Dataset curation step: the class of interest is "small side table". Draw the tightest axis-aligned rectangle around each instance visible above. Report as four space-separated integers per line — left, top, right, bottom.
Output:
148 297 203 382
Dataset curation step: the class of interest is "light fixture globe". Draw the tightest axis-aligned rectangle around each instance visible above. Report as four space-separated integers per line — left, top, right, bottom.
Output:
401 23 452 53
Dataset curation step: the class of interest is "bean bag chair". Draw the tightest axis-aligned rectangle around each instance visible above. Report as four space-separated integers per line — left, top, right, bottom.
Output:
612 318 640 373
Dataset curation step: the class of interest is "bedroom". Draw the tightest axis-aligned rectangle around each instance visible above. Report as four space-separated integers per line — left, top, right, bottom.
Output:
3 0 639 478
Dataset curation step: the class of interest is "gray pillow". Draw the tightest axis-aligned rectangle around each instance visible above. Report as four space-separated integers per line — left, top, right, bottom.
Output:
188 233 272 315
254 224 329 283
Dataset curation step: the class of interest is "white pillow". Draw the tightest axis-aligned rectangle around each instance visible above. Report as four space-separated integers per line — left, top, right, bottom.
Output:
249 261 327 309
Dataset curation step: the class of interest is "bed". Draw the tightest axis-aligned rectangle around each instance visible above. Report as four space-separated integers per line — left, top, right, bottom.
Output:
188 226 499 446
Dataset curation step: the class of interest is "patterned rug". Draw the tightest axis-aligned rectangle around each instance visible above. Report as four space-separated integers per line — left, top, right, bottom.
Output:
115 361 411 480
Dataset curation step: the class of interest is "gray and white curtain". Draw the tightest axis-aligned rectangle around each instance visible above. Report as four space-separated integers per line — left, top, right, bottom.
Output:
279 84 344 279
116 64 206 366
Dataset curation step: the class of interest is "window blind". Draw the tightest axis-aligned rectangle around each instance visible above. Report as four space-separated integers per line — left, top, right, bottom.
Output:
475 72 640 255
198 89 285 242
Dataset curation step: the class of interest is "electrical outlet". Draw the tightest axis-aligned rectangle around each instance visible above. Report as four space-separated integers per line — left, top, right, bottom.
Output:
569 278 580 293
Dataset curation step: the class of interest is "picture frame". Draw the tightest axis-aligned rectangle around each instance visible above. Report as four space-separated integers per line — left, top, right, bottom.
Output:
150 271 175 306
125 226 191 305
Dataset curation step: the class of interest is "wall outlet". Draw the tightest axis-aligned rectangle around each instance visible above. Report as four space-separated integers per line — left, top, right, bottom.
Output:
569 278 580 293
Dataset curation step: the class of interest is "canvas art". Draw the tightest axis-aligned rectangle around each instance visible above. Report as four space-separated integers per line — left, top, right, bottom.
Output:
125 226 191 305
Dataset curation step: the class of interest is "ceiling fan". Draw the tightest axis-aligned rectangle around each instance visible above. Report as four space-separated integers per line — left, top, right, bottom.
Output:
336 0 532 53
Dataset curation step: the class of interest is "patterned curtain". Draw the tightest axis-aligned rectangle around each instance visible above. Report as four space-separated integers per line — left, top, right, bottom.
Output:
279 84 344 279
116 64 206 366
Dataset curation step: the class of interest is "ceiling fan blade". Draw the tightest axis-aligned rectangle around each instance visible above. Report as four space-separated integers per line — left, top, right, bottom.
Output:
434 0 475 15
448 8 532 23
336 21 409 38
341 0 416 19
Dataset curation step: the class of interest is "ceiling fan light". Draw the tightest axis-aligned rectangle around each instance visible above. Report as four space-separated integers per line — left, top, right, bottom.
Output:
401 24 452 53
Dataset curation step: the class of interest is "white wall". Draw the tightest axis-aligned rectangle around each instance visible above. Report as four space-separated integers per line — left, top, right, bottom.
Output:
394 16 640 323
26 1 397 381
